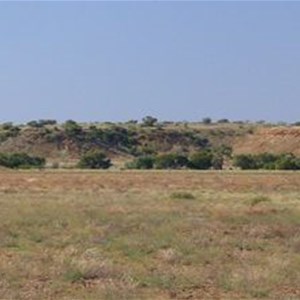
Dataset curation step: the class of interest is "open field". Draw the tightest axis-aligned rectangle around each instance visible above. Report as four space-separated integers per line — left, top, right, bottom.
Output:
1 171 300 299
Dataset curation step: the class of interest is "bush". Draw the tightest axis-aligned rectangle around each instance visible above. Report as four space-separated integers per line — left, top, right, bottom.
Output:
233 154 258 170
256 153 278 169
27 120 57 128
0 153 45 169
142 116 158 127
275 154 300 170
202 117 212 124
188 151 213 169
217 119 230 123
217 145 233 157
171 192 195 200
0 124 20 142
78 150 111 169
85 126 137 151
233 153 300 170
64 120 82 137
1 122 14 130
125 156 154 169
155 153 189 169
250 196 271 207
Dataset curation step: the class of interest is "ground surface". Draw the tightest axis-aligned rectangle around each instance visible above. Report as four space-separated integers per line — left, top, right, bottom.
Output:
0 171 300 299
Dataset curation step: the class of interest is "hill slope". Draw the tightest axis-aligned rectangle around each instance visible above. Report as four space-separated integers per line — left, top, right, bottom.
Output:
233 127 300 156
0 122 300 166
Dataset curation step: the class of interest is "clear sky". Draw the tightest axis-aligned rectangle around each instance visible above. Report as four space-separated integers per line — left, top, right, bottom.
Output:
1 2 300 123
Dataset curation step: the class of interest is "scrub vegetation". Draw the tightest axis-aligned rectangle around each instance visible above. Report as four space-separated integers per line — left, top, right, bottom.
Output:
1 118 300 170
0 171 300 299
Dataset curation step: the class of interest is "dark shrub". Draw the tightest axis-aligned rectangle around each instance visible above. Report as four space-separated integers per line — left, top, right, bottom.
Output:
233 153 300 170
125 156 154 169
142 116 158 127
233 154 258 170
155 153 188 169
0 153 45 169
0 123 20 142
275 154 300 170
64 120 82 137
256 153 278 169
171 192 195 200
27 120 57 128
27 120 41 128
202 117 212 124
217 145 233 157
188 151 213 170
1 122 14 130
217 119 230 123
78 150 111 169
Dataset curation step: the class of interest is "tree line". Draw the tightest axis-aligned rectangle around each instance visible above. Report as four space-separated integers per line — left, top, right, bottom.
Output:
1 150 300 170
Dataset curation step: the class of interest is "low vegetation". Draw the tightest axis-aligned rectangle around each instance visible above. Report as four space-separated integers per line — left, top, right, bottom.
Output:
78 150 112 169
234 153 300 170
126 151 213 170
0 152 45 169
0 171 300 299
0 118 300 170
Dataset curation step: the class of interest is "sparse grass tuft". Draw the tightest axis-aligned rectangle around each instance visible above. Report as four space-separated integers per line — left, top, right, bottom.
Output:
170 191 195 200
249 195 271 206
64 268 84 283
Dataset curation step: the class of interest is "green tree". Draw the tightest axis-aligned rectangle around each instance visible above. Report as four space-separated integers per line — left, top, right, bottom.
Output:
233 154 257 170
78 150 111 169
202 117 212 124
155 153 188 169
142 116 158 127
217 119 230 124
64 120 82 137
188 151 213 169
275 154 300 170
0 153 45 169
125 156 154 169
256 153 277 169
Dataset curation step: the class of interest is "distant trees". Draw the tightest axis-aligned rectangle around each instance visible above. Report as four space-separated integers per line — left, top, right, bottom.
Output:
142 116 158 127
233 154 258 170
233 153 300 170
125 150 215 170
202 117 212 124
78 150 111 169
2 118 300 171
0 153 45 169
125 150 300 171
155 154 189 169
27 120 57 128
217 119 230 124
0 123 21 142
2 122 14 130
125 156 155 170
126 120 138 125
64 120 82 137
275 154 300 170
188 151 213 169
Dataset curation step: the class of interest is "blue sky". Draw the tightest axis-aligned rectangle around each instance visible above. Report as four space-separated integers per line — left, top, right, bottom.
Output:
1 2 300 123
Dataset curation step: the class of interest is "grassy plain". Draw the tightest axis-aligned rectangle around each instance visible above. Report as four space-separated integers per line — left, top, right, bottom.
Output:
0 171 300 299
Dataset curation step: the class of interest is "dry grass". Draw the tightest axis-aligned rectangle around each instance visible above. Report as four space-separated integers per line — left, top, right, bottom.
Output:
0 170 300 299
233 126 300 156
